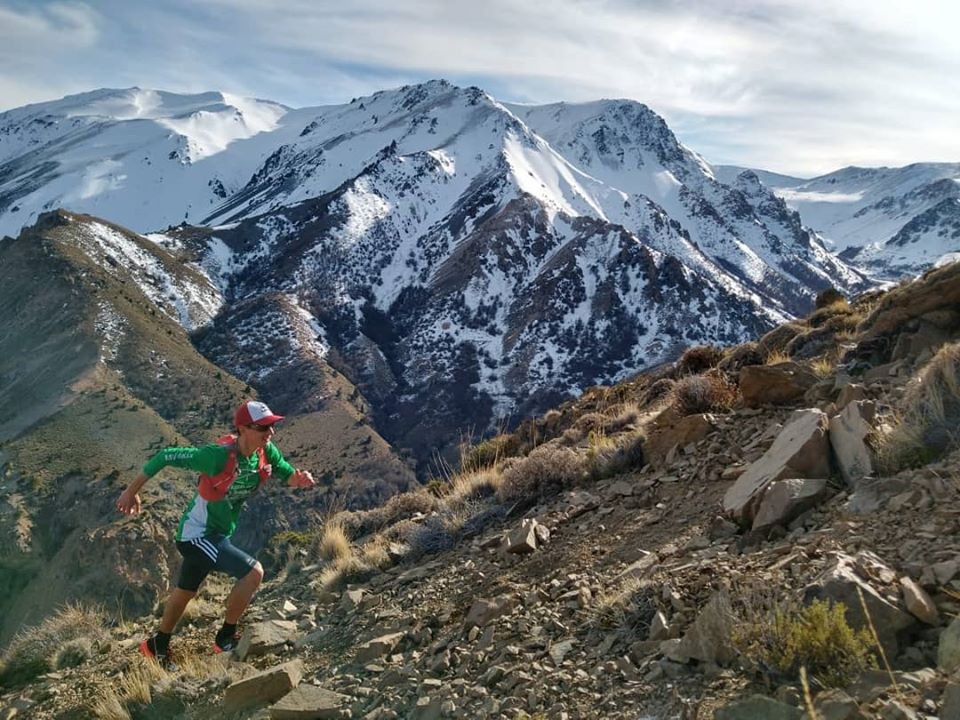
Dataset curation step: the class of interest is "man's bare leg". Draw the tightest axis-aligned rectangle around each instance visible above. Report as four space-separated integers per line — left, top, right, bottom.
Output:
224 563 264 624
158 588 197 634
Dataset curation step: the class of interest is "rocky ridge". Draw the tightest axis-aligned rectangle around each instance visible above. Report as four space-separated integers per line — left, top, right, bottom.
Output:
3 264 960 718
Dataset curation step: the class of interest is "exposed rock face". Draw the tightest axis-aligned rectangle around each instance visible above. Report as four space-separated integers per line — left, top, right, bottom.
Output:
723 409 830 523
740 362 819 408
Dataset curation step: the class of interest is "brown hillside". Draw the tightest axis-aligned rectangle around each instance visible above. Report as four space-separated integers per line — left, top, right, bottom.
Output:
4 262 959 717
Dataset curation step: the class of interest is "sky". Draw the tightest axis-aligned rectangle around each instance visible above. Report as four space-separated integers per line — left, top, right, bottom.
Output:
0 0 957 177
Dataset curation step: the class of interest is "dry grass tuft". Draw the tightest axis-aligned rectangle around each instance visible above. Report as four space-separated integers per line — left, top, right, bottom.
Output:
765 349 792 365
444 467 503 508
807 298 852 328
670 372 739 416
876 342 960 473
810 355 837 379
319 519 352 561
0 603 108 687
318 554 376 592
91 687 131 720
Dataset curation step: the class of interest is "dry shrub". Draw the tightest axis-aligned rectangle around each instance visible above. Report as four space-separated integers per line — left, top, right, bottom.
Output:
461 434 517 471
445 467 503 508
0 603 108 687
808 299 852 328
677 345 724 375
318 554 377 592
810 355 837 379
341 489 440 539
815 287 846 309
877 342 960 472
670 372 739 416
640 378 676 408
319 519 352 561
758 323 805 356
605 402 642 433
718 342 764 372
732 597 876 688
496 443 587 503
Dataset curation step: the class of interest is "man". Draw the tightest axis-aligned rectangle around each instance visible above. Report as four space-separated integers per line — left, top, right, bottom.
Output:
116 400 315 662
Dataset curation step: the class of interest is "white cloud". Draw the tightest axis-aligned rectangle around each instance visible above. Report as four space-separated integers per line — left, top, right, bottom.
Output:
0 0 956 175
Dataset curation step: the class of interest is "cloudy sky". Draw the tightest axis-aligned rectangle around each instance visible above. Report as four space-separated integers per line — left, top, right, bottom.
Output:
1 0 956 176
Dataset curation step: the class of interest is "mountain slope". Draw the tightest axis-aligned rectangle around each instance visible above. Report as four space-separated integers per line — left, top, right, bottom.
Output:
0 210 414 644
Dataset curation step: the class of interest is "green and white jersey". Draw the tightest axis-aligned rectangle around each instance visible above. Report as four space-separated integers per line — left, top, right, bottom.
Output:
143 442 295 541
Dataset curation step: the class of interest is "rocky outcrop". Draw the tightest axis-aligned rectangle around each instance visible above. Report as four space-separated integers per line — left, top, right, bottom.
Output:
723 409 830 523
740 362 819 408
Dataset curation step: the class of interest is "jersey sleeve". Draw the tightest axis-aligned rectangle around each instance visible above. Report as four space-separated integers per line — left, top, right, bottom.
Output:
142 444 228 478
265 442 296 481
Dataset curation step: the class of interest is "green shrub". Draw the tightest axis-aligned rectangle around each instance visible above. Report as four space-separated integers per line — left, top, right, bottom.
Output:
732 598 876 688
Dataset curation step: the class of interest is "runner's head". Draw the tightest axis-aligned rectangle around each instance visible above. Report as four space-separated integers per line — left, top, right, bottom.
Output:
234 400 284 433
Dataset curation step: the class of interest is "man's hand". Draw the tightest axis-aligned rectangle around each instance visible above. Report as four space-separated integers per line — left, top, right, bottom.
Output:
116 488 142 515
288 470 316 489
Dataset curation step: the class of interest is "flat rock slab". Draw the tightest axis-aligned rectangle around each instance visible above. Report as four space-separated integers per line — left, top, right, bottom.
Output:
752 477 828 530
714 694 803 720
269 684 351 719
225 660 304 712
236 619 300 661
829 400 876 486
723 409 829 523
354 632 405 663
464 594 516 628
740 362 818 408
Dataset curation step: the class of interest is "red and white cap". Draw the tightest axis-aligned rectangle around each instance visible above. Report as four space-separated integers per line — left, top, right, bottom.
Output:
234 400 284 428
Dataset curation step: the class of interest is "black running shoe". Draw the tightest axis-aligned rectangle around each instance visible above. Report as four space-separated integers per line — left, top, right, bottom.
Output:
138 637 174 667
213 633 241 654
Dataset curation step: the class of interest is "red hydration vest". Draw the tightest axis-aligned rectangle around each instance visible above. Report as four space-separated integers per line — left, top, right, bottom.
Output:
197 434 272 501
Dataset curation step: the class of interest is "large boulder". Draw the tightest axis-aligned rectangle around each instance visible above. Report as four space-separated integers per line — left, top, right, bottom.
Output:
829 401 877 486
740 362 819 408
803 552 915 657
723 409 830 524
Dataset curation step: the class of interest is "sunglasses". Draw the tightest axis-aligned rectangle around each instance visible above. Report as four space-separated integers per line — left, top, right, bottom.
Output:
247 423 274 432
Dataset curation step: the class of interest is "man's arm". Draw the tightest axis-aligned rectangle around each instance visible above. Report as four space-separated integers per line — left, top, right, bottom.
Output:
116 445 224 515
265 443 316 489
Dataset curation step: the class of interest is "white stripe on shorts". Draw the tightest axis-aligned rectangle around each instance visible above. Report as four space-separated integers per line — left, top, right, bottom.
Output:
192 538 218 562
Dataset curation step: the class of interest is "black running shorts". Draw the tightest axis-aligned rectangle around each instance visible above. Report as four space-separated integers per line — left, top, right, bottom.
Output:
175 536 258 592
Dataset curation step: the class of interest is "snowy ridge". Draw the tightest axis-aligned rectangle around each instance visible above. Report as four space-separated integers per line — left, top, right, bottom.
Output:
69 219 223 330
0 81 898 455
716 163 960 278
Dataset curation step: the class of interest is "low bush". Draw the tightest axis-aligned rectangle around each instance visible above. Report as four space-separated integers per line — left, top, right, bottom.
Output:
814 287 846 309
639 378 676 408
718 342 764 372
341 488 440 539
670 371 739 416
0 603 108 687
732 598 876 688
677 345 724 375
496 443 588 504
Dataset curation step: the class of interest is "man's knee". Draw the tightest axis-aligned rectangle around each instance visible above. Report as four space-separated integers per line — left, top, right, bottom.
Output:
248 562 264 584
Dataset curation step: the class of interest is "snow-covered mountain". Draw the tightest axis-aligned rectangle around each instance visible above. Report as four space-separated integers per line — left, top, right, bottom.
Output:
1 81 876 465
717 163 960 278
